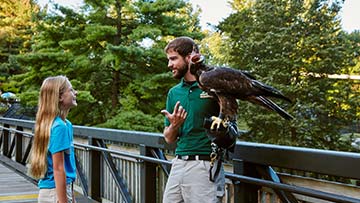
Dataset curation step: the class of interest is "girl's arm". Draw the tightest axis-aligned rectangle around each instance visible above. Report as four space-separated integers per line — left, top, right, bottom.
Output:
53 151 67 203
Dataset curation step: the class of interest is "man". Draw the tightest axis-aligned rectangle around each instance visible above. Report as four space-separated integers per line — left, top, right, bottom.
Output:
160 36 225 203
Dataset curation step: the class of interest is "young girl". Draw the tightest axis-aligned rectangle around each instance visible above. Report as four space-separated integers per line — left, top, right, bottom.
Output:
29 75 78 203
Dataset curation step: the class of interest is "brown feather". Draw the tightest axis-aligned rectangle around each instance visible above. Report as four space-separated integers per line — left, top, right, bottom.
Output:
190 53 293 121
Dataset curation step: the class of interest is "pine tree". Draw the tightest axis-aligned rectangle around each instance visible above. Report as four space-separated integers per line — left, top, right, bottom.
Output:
14 0 204 129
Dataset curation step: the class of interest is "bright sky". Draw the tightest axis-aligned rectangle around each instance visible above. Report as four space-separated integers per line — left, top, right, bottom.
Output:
339 0 360 32
38 0 359 33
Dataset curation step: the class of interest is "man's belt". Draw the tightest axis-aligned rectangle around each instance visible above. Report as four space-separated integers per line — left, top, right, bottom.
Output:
176 154 211 161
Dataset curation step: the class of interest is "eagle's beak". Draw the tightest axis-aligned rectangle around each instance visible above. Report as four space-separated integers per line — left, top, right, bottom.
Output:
197 55 205 63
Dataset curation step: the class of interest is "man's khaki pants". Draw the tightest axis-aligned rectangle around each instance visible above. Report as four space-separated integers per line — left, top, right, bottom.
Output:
163 157 225 203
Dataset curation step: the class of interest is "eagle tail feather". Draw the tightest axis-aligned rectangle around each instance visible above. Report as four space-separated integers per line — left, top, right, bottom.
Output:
257 96 294 120
252 80 292 103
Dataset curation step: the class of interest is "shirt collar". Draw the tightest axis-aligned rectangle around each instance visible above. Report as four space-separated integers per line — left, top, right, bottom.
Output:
180 78 198 87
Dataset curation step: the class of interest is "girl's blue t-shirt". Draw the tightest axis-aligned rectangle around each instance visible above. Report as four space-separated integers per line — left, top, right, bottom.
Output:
38 116 77 189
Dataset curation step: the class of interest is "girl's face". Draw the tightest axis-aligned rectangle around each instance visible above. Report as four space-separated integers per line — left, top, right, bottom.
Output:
60 82 77 110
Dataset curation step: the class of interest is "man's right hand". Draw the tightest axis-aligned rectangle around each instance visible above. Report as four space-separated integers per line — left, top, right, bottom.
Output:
161 101 187 144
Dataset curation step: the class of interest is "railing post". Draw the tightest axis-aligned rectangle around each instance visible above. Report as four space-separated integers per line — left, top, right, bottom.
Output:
233 159 260 203
22 136 32 165
15 126 24 163
88 138 101 202
139 144 157 203
2 124 10 156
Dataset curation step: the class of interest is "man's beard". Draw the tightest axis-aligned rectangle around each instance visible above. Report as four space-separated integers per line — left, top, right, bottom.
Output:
174 63 188 79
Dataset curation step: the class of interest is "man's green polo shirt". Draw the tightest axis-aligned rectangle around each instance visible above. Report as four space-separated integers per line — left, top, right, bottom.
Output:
164 78 219 155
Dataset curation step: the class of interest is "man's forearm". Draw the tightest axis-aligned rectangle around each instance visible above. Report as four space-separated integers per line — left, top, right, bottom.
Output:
163 125 179 144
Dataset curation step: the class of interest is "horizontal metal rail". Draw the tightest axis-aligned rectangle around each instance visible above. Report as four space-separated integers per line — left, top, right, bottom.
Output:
227 173 360 203
75 143 172 166
233 141 360 180
0 126 33 137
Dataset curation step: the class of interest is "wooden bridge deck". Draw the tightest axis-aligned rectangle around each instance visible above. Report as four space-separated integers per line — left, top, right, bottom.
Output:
0 162 38 203
0 157 96 203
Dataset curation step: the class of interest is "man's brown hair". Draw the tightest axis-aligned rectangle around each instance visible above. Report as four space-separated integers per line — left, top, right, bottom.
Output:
164 36 199 57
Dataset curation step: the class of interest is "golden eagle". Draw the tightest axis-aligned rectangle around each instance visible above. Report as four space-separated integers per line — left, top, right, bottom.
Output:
190 53 293 130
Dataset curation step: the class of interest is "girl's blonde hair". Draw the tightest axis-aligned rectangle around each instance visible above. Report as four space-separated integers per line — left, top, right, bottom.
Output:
28 75 70 179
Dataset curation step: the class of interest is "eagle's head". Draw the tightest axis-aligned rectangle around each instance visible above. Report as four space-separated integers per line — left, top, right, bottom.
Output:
189 53 206 76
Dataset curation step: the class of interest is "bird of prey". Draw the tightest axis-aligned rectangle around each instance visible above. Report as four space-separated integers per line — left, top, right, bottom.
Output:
189 53 293 130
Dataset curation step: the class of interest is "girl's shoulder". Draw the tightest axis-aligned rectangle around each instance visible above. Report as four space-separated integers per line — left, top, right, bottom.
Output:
52 116 70 128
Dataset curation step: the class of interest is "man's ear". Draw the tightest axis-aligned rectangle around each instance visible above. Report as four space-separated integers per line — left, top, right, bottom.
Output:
185 54 192 63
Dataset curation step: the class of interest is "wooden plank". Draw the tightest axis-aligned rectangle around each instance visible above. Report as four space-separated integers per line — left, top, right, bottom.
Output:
0 162 97 203
0 163 38 202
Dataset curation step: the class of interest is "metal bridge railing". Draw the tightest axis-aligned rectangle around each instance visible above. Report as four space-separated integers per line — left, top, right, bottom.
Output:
1 117 360 203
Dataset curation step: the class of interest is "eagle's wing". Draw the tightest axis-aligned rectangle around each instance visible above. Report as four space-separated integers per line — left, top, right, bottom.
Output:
247 96 294 120
199 67 244 123
250 80 292 102
199 67 252 96
199 67 293 120
200 67 291 102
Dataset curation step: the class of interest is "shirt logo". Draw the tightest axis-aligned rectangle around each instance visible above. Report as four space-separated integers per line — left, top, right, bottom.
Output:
200 91 213 98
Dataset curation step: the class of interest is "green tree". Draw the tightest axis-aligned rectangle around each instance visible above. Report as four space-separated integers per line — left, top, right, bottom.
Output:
219 0 359 150
13 0 204 131
14 5 97 124
0 0 39 92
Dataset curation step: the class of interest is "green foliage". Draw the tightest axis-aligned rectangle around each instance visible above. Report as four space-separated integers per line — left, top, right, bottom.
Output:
0 104 8 114
6 0 203 130
120 72 175 113
18 90 39 107
98 110 164 133
0 0 38 92
200 31 232 66
219 0 359 150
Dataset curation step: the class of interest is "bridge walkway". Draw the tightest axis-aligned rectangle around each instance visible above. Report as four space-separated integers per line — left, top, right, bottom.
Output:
0 162 37 203
0 157 95 203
